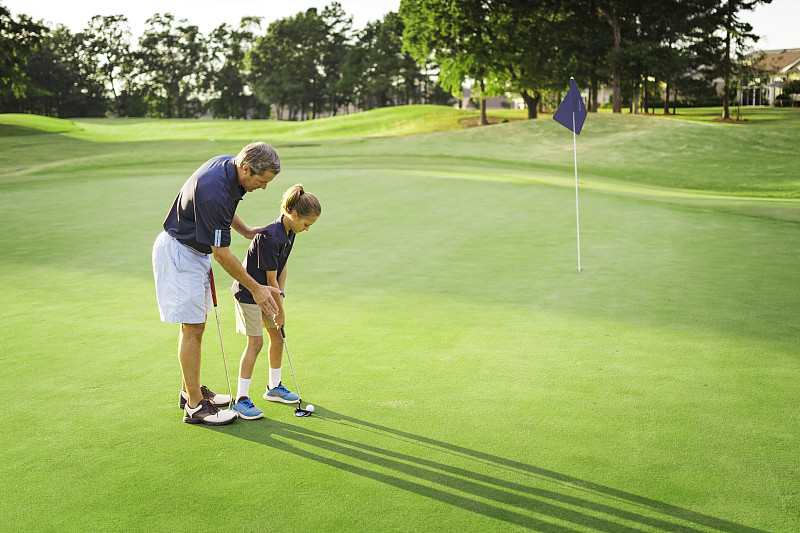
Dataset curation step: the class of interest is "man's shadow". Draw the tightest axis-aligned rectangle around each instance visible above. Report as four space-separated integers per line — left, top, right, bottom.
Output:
211 407 767 533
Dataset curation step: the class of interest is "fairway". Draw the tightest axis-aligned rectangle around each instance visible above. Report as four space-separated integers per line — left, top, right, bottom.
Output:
1 107 798 532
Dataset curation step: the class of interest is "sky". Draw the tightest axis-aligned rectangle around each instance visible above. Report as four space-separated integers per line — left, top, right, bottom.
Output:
1 0 797 51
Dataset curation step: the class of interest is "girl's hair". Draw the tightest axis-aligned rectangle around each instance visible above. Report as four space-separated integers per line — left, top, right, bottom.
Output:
282 184 321 219
235 141 281 175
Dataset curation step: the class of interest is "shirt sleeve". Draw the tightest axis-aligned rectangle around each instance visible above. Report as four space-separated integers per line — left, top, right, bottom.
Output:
194 198 233 248
255 234 281 272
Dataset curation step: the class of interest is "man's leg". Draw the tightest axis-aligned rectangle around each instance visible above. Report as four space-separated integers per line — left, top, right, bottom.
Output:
179 322 205 408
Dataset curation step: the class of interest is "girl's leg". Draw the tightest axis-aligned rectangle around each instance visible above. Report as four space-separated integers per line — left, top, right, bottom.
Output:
264 327 299 403
237 335 263 400
266 327 283 389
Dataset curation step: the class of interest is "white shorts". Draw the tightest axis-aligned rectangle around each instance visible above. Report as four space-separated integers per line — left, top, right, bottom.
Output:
152 231 212 324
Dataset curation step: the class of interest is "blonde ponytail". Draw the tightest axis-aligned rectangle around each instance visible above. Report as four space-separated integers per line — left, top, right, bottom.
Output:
281 184 321 218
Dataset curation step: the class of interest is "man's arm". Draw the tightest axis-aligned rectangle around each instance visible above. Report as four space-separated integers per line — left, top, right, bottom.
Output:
211 245 280 315
231 214 265 240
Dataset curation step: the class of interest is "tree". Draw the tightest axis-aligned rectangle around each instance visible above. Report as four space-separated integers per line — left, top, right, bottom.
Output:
25 25 106 117
591 0 722 115
400 0 608 121
136 13 208 118
708 0 772 119
401 0 495 125
595 0 630 113
650 0 717 114
207 17 262 118
366 12 429 107
340 11 427 111
0 6 47 111
782 80 800 96
484 0 573 119
339 18 384 110
82 15 132 116
249 4 353 120
250 8 328 120
319 3 353 115
556 0 613 114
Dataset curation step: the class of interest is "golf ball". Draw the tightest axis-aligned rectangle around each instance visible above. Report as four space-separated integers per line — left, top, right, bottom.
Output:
305 404 315 412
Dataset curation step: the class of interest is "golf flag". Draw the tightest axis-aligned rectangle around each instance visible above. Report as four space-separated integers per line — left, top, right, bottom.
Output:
554 77 587 271
553 77 587 134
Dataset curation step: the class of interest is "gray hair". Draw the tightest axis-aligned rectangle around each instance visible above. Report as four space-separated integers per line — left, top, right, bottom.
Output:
235 142 281 175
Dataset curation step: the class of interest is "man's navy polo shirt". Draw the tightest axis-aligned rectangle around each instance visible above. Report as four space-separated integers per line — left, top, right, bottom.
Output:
233 216 294 305
163 155 245 255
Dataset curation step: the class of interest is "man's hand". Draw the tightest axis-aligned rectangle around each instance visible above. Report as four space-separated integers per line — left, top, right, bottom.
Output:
232 214 264 240
246 226 266 239
211 244 281 315
253 285 282 316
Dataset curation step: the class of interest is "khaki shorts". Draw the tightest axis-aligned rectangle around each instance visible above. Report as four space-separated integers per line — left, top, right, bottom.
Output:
234 300 277 336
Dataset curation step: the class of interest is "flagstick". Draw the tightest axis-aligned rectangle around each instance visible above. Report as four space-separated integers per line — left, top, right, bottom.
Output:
572 112 581 272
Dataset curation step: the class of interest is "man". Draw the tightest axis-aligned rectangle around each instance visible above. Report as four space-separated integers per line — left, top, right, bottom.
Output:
152 142 284 425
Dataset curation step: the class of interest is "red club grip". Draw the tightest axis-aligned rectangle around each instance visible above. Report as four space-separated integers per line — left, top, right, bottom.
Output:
208 268 218 307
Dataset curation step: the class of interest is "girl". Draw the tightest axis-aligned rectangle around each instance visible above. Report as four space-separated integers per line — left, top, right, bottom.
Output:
230 184 321 419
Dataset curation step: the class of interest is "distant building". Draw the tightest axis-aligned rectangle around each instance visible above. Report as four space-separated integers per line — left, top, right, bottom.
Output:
458 86 597 112
457 47 800 112
740 48 800 106
458 87 521 110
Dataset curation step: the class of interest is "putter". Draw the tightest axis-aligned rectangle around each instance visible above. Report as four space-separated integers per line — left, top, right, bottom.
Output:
280 326 313 417
208 268 235 411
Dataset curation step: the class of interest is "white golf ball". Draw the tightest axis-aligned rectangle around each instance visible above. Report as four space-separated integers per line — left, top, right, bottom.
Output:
305 404 315 412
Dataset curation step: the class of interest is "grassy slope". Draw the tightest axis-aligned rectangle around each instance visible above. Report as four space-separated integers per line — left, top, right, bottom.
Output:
0 108 798 532
48 106 480 142
4 105 798 199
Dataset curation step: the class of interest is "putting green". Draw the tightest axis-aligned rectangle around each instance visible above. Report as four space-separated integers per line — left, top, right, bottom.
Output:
1 107 797 532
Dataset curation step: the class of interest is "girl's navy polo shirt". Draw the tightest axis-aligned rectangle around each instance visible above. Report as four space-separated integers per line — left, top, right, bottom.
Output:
163 155 245 255
232 216 295 305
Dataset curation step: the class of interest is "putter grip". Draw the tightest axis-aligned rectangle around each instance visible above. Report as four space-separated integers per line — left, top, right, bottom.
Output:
208 268 218 307
280 326 285 338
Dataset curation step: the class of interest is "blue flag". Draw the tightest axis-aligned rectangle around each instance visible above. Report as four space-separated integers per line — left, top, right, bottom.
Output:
553 78 587 135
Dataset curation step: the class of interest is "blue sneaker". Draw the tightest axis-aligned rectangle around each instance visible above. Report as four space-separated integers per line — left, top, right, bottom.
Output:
232 396 264 420
264 382 300 404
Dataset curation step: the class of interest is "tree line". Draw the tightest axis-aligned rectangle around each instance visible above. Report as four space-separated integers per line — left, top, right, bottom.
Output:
0 2 453 119
0 0 770 121
401 0 771 123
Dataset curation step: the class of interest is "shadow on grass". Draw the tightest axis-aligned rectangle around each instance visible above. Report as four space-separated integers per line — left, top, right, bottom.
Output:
0 124 78 136
211 407 767 532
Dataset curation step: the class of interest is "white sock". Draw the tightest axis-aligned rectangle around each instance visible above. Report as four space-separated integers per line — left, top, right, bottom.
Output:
237 377 251 401
269 367 282 390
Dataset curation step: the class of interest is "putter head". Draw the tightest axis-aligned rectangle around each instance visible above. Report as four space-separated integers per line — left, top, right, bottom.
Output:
294 398 311 417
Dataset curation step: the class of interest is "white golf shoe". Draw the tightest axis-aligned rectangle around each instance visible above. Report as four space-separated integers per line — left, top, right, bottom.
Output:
179 386 231 409
183 399 238 426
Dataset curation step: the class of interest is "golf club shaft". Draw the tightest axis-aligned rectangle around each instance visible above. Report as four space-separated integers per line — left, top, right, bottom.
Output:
209 268 234 406
280 327 302 403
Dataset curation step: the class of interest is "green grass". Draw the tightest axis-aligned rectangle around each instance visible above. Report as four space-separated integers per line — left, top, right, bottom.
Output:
2 106 481 143
657 106 800 125
1 108 798 532
0 113 83 135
